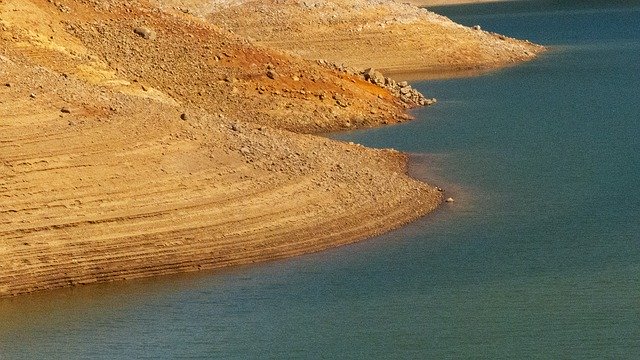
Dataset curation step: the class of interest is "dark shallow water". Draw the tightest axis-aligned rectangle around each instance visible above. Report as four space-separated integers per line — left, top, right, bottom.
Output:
1 1 639 358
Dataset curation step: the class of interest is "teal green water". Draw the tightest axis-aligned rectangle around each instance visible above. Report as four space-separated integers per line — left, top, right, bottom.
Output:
1 1 639 358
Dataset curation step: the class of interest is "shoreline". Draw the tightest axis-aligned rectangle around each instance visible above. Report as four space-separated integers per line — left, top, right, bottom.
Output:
0 0 540 298
405 0 508 7
207 0 545 80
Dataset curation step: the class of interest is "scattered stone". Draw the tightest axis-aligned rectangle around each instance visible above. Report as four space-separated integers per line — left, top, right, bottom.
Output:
472 25 481 31
133 27 156 40
333 93 349 107
4 83 11 87
240 146 251 155
230 123 241 132
445 197 455 203
362 68 385 85
357 69 434 109
266 69 277 79
60 107 71 114
180 113 188 121
29 93 36 99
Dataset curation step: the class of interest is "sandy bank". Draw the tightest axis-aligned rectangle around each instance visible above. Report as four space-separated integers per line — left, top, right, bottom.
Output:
0 0 539 297
0 57 442 297
405 0 507 7
0 0 444 298
204 0 544 76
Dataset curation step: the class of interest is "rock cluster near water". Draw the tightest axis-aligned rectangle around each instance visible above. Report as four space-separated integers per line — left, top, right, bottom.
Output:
362 68 436 108
316 60 436 108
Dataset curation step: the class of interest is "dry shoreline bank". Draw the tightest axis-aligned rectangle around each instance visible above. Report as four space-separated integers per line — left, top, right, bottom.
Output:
205 0 543 77
1 0 540 298
406 0 508 7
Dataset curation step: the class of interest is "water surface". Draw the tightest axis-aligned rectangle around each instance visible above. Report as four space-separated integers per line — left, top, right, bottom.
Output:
1 1 639 358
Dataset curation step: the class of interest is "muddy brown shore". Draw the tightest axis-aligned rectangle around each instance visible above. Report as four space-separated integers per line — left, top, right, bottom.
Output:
0 0 542 297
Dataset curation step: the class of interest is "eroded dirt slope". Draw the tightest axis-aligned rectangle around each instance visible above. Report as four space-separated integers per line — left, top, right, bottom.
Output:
202 0 544 76
1 0 443 297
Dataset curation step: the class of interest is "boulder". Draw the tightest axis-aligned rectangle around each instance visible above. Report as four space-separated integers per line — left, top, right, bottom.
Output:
362 68 385 85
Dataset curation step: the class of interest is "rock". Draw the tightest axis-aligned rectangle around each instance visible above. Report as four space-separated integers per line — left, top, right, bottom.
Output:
266 69 277 79
472 25 481 31
333 93 349 107
445 197 455 203
4 83 11 87
400 86 412 95
180 113 188 121
60 107 71 114
385 77 396 87
398 81 409 88
29 93 36 99
133 27 156 40
240 147 251 155
362 68 385 85
230 123 241 132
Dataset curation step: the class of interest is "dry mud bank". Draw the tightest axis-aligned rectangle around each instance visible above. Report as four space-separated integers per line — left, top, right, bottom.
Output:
202 0 543 75
0 0 539 297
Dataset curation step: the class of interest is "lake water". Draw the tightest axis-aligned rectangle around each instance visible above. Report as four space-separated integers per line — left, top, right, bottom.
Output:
1 1 639 358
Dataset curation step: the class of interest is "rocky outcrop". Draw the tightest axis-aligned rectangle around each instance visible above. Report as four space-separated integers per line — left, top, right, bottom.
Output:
317 60 437 109
363 68 437 108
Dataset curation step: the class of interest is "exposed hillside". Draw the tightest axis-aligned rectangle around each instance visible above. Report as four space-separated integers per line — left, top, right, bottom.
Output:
0 0 540 297
202 0 543 76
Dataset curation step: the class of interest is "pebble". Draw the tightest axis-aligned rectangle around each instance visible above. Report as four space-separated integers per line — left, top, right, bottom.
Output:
133 27 156 40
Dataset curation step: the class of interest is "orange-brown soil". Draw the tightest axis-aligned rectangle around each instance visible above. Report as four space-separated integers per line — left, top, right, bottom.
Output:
1 0 539 297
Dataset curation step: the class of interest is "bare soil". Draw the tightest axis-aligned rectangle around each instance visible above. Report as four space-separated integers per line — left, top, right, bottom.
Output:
0 0 539 297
